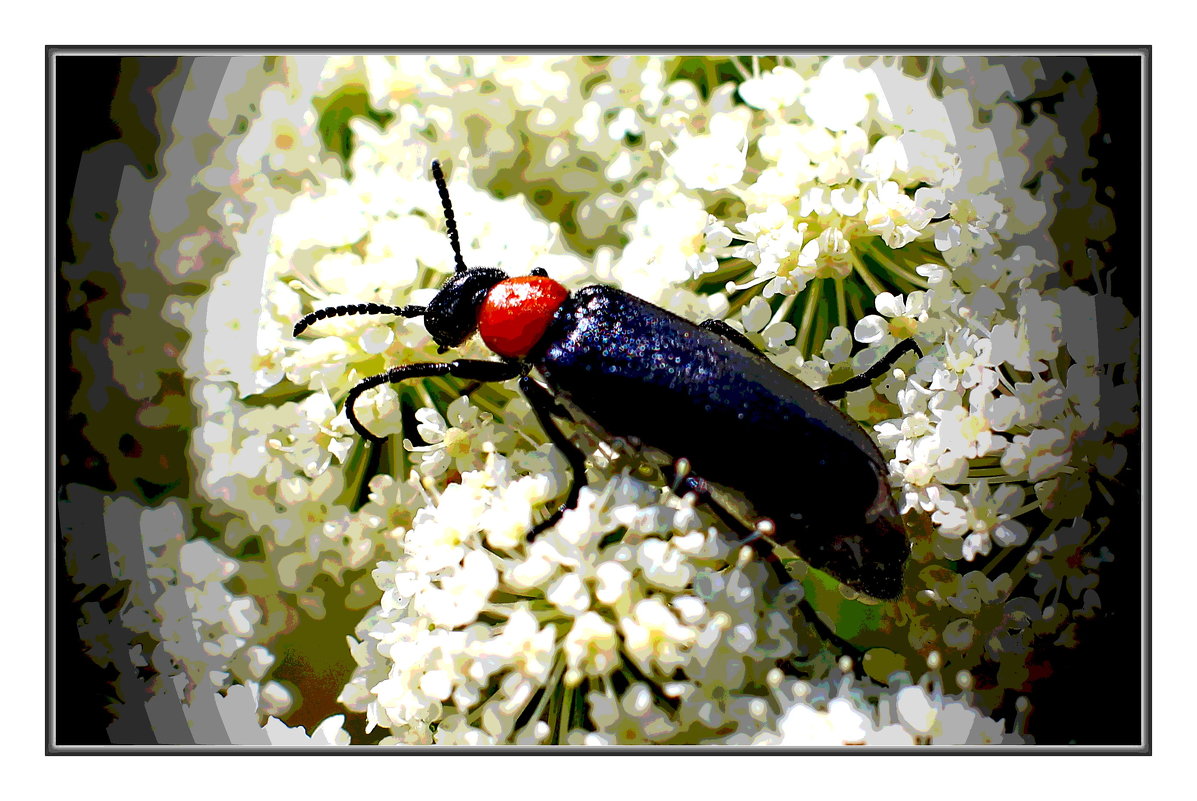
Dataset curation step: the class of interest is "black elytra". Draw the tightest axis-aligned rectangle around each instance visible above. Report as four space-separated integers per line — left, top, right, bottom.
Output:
293 160 920 601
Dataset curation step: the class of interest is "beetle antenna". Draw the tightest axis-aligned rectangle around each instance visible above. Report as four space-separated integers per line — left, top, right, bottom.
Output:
431 160 468 273
293 303 427 338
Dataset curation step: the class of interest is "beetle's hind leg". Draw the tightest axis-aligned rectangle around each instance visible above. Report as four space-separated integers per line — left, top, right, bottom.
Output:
662 460 761 544
662 462 782 565
519 376 589 539
660 460 868 667
817 338 922 402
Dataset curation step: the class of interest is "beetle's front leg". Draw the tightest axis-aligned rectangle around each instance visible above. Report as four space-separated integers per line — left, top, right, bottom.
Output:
519 376 588 539
345 359 523 443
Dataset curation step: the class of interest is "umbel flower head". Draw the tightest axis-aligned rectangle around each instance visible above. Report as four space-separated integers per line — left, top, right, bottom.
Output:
337 450 1026 745
66 54 1136 746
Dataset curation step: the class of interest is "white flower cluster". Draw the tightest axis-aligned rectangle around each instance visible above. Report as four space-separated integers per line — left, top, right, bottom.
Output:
337 451 1025 745
61 55 1137 745
339 455 808 744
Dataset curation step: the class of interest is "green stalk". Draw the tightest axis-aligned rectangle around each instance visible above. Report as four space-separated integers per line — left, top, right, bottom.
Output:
545 682 564 745
835 278 848 330
703 59 720 98
557 676 575 744
516 657 565 743
706 257 758 282
795 278 823 358
960 473 1029 484
849 251 885 297
811 288 831 357
769 292 797 329
862 240 931 289
1009 501 1042 518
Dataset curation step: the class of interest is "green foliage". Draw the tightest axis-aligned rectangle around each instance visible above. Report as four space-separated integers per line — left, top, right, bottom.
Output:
314 85 395 172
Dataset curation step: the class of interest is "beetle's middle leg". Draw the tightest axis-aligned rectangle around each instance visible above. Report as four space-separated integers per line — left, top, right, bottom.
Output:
519 375 589 539
817 339 922 402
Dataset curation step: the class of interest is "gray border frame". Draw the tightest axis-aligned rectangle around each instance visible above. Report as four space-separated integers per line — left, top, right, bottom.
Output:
47 45 1150 755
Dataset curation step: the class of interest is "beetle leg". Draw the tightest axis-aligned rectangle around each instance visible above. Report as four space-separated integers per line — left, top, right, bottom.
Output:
662 462 752 538
519 376 589 539
699 319 765 356
817 338 922 402
345 359 523 443
661 460 868 667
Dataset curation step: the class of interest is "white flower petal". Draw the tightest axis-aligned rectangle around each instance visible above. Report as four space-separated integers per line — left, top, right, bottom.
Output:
854 315 888 343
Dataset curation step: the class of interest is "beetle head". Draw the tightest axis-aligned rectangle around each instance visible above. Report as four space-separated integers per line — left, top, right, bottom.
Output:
423 267 507 352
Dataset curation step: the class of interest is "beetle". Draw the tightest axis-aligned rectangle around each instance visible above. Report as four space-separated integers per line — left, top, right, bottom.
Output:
294 161 917 600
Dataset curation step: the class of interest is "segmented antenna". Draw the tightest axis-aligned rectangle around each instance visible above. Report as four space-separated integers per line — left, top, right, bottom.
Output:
431 160 467 273
293 303 426 337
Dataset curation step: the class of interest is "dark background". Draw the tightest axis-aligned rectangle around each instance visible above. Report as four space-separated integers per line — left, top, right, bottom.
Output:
52 52 1146 747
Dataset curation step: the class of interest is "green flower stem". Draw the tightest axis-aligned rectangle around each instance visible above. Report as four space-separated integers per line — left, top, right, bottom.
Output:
337 439 375 508
416 381 437 412
1094 478 1116 507
517 657 564 742
428 376 510 418
961 472 1029 484
861 240 931 289
1010 501 1042 518
835 277 848 330
769 292 797 329
708 257 757 282
557 674 575 744
966 456 1003 468
795 278 823 358
849 251 885 297
481 603 516 619
601 672 617 701
465 695 490 728
703 59 720 96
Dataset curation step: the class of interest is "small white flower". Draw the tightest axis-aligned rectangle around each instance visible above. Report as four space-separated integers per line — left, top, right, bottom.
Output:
1001 427 1071 481
491 605 557 683
620 597 697 675
796 227 853 280
684 215 734 279
858 135 909 183
732 205 809 297
801 57 879 131
595 561 633 607
854 291 928 344
864 181 934 248
738 66 806 110
414 550 498 628
405 396 501 477
737 296 796 351
547 572 591 616
588 683 678 743
563 612 620 686
668 116 748 191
